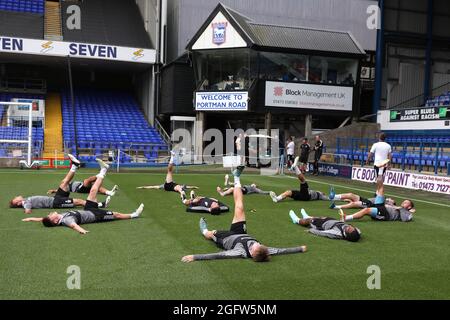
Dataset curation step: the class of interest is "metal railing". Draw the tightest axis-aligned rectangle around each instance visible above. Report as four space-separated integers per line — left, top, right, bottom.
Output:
388 81 450 110
0 78 47 94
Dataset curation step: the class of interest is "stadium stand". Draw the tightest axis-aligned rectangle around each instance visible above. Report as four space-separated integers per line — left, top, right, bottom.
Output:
0 0 44 39
61 0 152 48
0 0 44 14
61 89 167 163
425 91 450 107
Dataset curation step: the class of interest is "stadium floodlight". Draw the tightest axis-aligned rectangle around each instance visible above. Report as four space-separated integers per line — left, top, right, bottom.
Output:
0 101 41 168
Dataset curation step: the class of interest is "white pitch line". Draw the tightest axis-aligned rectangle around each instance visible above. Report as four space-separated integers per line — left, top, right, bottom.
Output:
271 175 450 208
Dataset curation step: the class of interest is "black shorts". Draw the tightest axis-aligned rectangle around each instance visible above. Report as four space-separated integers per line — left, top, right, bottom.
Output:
164 181 178 192
241 186 248 195
360 197 374 208
214 221 247 244
371 204 389 221
84 200 114 222
290 182 310 201
53 188 75 208
300 156 308 164
311 217 334 229
287 154 294 162
77 185 91 194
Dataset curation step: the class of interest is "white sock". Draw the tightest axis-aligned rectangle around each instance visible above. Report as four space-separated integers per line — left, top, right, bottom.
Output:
96 168 107 179
130 212 139 218
276 195 283 201
70 164 78 172
334 205 342 210
345 215 354 221
202 229 208 236
334 195 342 200
234 176 241 188
105 190 113 196
294 166 301 175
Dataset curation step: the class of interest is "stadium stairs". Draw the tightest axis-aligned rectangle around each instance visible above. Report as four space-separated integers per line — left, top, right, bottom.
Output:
43 93 64 158
44 0 62 40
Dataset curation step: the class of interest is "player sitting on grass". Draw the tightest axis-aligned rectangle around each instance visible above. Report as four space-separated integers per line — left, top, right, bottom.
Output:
22 159 144 234
216 174 271 197
288 208 361 242
137 151 197 193
328 188 395 210
338 177 415 222
8 154 109 214
181 166 307 263
48 176 117 196
181 190 229 215
269 157 329 203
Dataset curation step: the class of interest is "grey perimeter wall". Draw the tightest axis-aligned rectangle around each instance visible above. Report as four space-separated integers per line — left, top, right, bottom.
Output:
167 0 377 62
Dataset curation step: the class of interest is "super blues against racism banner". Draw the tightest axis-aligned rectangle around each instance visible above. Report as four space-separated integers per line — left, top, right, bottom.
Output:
0 36 156 64
390 107 450 122
352 167 450 195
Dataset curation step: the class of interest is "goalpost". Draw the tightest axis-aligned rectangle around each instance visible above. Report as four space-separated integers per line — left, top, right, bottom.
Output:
0 101 40 168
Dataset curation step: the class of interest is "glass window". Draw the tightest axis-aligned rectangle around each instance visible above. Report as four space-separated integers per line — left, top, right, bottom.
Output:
259 52 308 82
309 56 358 85
195 49 253 91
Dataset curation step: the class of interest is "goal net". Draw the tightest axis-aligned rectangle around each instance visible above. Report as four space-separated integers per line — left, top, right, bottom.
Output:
0 101 43 167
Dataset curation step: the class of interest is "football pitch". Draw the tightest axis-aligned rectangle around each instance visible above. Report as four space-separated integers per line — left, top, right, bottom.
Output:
1 166 449 300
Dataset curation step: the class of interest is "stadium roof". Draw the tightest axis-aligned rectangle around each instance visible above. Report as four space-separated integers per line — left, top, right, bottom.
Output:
187 3 366 56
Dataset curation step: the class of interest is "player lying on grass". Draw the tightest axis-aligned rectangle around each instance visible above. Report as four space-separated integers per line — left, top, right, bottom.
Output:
22 159 144 234
47 176 117 196
216 174 271 197
328 188 396 210
288 208 361 242
136 151 198 193
269 157 328 203
8 154 109 214
136 184 198 190
181 166 307 263
181 190 229 215
339 177 415 222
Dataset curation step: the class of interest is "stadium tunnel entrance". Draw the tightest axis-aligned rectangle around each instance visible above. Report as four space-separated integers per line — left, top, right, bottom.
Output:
0 52 168 167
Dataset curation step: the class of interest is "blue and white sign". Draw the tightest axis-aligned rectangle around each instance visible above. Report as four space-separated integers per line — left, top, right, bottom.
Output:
0 36 155 64
195 92 248 111
212 22 227 45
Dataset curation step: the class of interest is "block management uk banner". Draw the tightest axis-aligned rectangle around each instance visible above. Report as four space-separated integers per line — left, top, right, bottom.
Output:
352 167 450 195
265 81 353 111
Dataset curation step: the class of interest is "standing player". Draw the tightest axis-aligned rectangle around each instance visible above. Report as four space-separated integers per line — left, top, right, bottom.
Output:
8 154 109 214
366 132 392 178
47 176 117 196
288 208 361 242
339 177 415 222
285 137 295 167
299 137 311 173
269 157 329 203
22 159 144 234
181 166 307 263
181 191 229 215
312 135 323 175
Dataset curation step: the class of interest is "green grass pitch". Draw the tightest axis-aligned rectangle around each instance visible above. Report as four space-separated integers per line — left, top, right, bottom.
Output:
1 166 449 300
